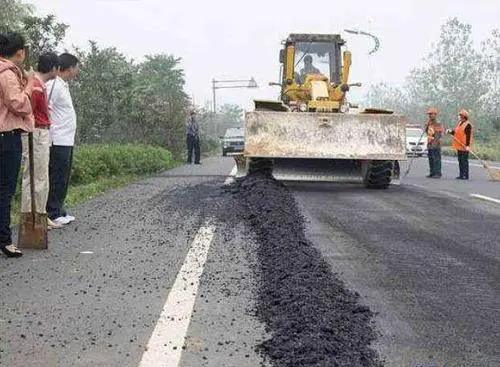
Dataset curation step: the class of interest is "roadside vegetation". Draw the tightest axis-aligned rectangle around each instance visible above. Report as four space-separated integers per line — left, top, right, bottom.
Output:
11 145 176 224
2 0 242 221
367 18 500 159
442 144 500 161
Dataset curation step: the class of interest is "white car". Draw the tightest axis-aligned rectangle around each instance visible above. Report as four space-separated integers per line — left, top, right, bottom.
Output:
406 127 427 157
221 127 245 156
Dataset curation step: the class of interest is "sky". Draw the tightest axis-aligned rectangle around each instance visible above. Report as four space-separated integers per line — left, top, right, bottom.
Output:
31 0 499 111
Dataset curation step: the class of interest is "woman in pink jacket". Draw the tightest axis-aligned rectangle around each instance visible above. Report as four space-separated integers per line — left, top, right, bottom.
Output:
0 32 35 258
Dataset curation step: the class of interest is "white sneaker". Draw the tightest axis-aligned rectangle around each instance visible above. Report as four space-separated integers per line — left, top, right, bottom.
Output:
47 218 63 230
63 215 75 223
53 216 72 225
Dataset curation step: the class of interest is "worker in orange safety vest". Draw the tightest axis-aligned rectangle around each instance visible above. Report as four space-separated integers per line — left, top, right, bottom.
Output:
425 107 445 178
447 109 473 180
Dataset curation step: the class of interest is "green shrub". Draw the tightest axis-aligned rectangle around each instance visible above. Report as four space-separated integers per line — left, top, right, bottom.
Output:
71 144 175 185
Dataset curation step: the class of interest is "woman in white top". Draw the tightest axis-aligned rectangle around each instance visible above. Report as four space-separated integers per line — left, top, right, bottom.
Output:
46 53 80 226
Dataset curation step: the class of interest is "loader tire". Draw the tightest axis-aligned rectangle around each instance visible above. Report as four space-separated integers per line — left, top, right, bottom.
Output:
363 160 393 189
248 158 273 176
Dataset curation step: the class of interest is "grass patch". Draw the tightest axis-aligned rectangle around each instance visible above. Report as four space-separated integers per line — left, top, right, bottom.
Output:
11 144 177 226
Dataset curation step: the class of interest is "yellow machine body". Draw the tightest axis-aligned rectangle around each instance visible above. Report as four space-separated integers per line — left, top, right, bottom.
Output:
239 33 406 188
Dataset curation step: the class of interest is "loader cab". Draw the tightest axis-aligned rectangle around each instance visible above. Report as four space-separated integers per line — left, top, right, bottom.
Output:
280 34 345 87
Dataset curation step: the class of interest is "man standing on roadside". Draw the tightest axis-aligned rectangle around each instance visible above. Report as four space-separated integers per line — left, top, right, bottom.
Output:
425 107 444 178
46 53 80 226
186 109 201 165
0 32 35 258
448 109 473 180
21 52 61 231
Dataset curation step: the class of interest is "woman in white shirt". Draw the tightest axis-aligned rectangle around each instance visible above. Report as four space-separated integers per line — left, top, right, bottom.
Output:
46 53 80 226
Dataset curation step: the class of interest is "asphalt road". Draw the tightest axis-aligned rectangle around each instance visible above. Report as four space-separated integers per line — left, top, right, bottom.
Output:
1 155 499 367
294 156 500 366
402 155 500 201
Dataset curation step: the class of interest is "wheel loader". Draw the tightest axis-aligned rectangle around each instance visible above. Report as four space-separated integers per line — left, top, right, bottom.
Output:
234 33 405 188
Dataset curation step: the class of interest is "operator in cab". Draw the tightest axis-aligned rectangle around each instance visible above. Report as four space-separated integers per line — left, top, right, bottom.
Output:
296 54 320 84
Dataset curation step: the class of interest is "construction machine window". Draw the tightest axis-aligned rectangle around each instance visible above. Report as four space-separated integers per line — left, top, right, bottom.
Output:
294 42 339 85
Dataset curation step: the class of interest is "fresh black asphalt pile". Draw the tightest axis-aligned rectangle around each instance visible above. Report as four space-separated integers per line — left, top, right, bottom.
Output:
227 172 383 367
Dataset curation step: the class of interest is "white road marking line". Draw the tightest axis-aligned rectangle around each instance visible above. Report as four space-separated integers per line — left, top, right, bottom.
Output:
139 223 216 367
224 165 237 185
79 251 93 254
470 194 500 204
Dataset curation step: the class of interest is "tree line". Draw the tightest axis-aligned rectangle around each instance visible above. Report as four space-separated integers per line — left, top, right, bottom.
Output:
1 0 244 157
366 18 500 143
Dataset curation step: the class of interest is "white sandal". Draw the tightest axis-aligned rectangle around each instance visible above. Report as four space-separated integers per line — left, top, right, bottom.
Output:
1 244 23 258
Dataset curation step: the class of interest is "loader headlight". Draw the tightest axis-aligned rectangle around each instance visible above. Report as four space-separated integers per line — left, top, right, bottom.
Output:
299 103 308 112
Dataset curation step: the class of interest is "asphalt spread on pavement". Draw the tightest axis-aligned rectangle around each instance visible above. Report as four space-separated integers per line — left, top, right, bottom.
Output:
224 171 383 367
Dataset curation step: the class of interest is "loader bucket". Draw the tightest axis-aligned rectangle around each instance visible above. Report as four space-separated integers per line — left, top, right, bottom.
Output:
242 111 406 183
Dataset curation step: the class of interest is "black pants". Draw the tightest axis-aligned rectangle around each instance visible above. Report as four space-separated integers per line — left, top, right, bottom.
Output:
47 145 73 220
0 131 22 245
186 135 200 164
457 150 469 179
427 147 442 176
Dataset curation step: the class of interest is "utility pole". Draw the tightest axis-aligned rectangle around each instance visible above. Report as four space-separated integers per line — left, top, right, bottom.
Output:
212 79 217 114
211 77 258 136
211 77 258 114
